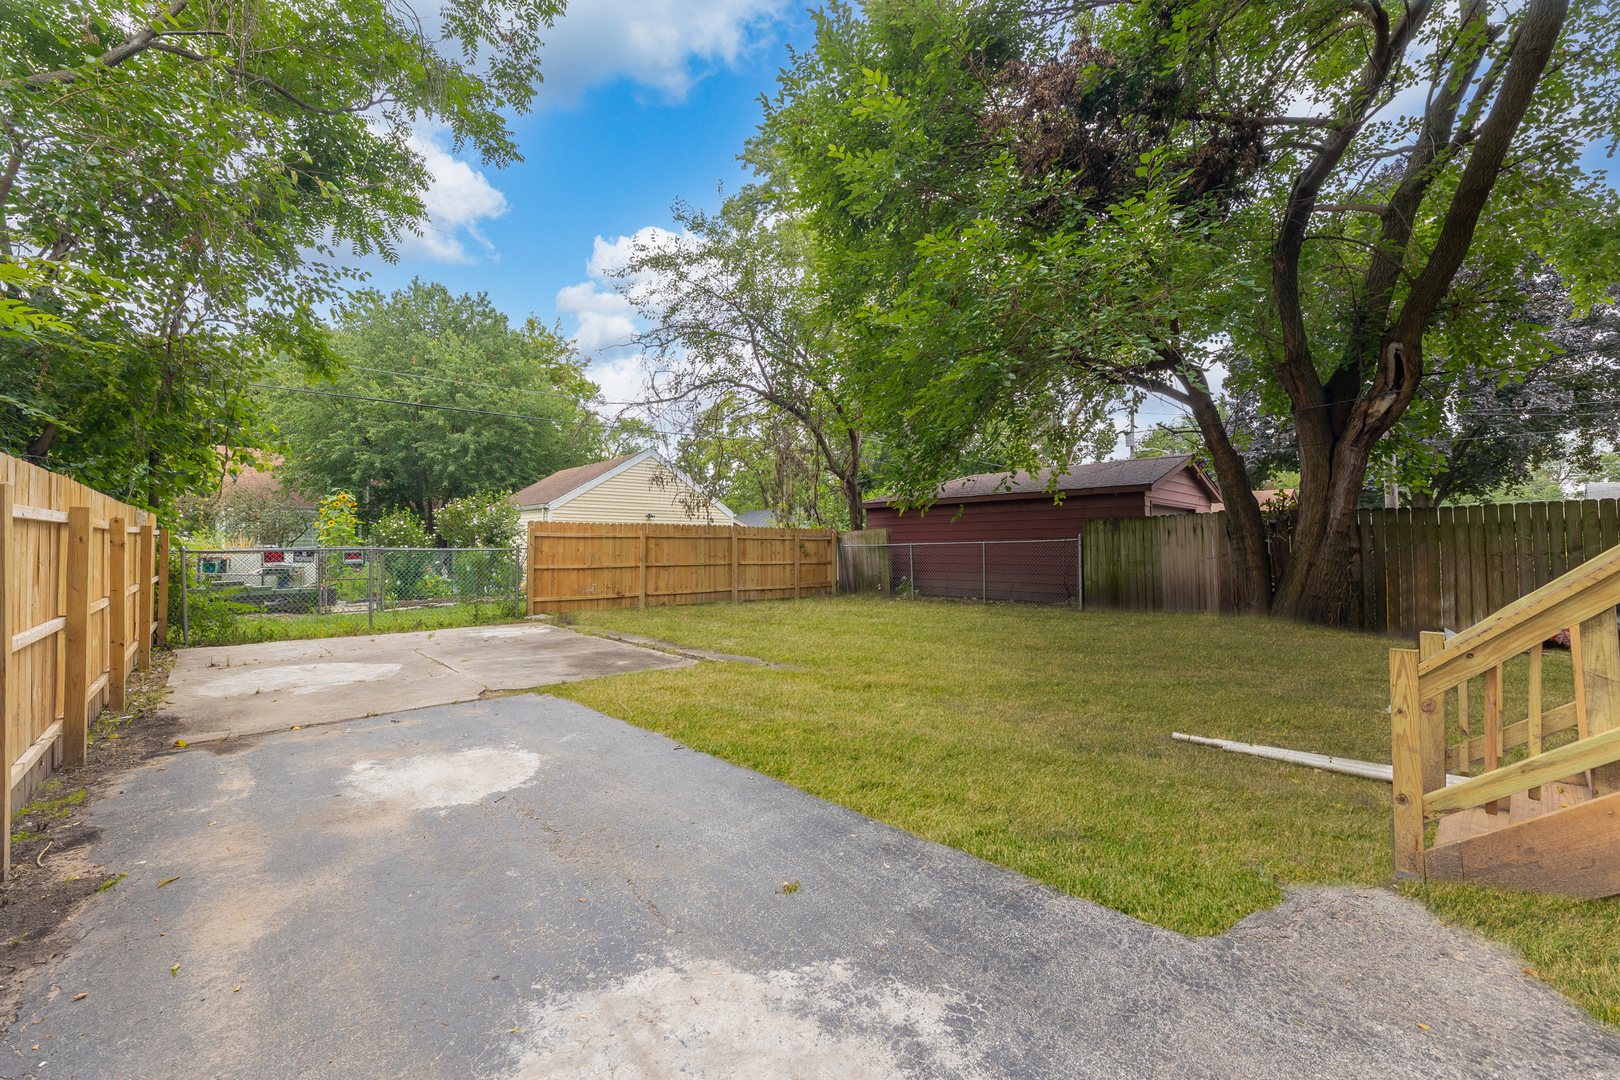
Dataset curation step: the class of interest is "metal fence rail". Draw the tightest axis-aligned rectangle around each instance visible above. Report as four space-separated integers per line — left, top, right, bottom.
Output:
178 546 524 644
839 539 1080 605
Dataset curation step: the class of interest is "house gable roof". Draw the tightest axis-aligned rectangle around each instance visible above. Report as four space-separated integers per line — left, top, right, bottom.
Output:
513 449 737 520
863 455 1219 507
512 451 646 509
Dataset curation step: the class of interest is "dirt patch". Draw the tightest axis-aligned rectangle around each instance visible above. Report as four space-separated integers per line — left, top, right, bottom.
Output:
1 651 179 1031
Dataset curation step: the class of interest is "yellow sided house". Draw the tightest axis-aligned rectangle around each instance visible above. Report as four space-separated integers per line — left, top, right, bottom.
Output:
512 449 736 526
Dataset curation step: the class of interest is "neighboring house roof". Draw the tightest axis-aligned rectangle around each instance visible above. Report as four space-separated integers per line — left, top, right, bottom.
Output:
1588 481 1620 500
735 509 776 528
222 452 319 509
862 455 1219 507
513 449 736 519
512 452 643 509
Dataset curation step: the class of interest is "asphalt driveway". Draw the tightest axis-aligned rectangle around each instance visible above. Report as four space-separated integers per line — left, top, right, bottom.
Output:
6 694 1619 1079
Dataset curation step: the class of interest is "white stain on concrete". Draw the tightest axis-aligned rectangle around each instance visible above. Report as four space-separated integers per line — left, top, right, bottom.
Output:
510 958 985 1079
195 662 403 698
346 747 542 810
472 626 555 639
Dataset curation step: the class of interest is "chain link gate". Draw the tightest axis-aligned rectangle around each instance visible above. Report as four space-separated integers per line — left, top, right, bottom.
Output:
177 546 525 645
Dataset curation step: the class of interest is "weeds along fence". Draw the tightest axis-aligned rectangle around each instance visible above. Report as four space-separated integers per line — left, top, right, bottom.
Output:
1082 498 1620 635
527 522 836 613
0 452 166 882
177 546 524 643
838 530 1080 604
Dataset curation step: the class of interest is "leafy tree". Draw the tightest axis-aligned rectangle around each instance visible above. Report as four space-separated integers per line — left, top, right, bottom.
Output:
673 397 854 527
217 485 314 548
273 282 596 530
620 193 870 528
436 490 520 549
755 0 1620 620
0 0 561 508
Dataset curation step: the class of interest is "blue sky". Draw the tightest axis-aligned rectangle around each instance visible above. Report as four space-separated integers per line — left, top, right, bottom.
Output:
357 0 817 407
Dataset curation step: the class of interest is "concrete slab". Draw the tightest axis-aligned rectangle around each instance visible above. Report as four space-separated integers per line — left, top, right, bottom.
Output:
161 624 690 739
7 695 1618 1079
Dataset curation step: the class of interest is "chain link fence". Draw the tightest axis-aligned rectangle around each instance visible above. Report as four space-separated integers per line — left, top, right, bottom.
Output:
178 546 524 644
839 539 1080 605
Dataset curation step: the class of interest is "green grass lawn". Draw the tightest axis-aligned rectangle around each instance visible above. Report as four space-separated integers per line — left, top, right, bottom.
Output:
549 596 1618 1026
172 600 523 648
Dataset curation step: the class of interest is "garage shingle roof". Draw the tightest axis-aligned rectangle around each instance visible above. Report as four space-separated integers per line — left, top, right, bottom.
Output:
864 455 1200 506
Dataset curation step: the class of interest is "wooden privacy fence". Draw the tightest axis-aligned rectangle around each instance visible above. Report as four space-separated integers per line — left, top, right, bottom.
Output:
1081 498 1620 635
1082 512 1239 614
527 522 836 613
1357 499 1619 636
1 451 167 882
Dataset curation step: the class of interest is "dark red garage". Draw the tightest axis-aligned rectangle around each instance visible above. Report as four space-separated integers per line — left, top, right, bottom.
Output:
863 455 1220 542
858 456 1220 603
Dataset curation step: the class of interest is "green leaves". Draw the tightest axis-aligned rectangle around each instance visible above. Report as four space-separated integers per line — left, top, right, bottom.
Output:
0 0 562 509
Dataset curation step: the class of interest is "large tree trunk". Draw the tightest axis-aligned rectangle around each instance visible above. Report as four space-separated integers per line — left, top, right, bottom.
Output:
1264 0 1566 623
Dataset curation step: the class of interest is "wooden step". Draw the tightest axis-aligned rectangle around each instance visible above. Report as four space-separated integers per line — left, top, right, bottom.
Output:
1426 786 1620 898
1433 778 1592 846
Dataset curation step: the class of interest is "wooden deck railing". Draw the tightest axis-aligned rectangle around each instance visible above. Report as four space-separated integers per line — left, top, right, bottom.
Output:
1390 540 1620 896
1 453 167 883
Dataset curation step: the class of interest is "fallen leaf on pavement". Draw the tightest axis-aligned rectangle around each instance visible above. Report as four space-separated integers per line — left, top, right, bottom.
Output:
157 877 180 888
170 965 180 978
73 994 87 1001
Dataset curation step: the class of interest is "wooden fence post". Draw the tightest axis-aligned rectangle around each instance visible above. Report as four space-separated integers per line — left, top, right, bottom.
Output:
65 506 92 768
137 520 154 670
638 526 647 609
1390 647 1425 880
109 516 128 710
731 526 739 604
1417 631 1447 794
0 483 13 882
1580 607 1620 795
156 528 169 647
794 535 802 600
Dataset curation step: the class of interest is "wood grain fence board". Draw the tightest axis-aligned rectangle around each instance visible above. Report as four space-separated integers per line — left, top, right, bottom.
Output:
1370 509 1390 633
1392 509 1412 636
1356 511 1376 630
1530 502 1551 595
1481 504 1502 618
1515 503 1536 600
1467 505 1487 627
1548 499 1568 580
1583 499 1604 564
0 483 12 882
1603 499 1619 559
1437 508 1455 632
1566 500 1585 573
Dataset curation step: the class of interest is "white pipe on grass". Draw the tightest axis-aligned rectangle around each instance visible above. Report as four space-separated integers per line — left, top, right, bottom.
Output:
1171 732 1468 786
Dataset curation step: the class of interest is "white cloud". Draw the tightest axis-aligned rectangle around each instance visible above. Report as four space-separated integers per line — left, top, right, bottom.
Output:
399 128 510 264
557 227 689 410
538 0 792 103
557 227 684 353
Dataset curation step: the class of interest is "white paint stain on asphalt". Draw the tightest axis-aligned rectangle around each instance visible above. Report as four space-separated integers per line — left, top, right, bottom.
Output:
511 958 986 1079
195 662 403 698
346 747 542 810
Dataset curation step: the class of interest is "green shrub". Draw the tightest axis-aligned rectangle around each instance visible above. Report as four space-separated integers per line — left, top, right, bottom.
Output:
370 508 431 548
436 490 519 549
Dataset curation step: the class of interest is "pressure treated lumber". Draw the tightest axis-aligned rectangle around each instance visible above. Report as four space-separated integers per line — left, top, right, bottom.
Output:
1391 649 1425 878
1425 725 1620 818
1424 788 1620 898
